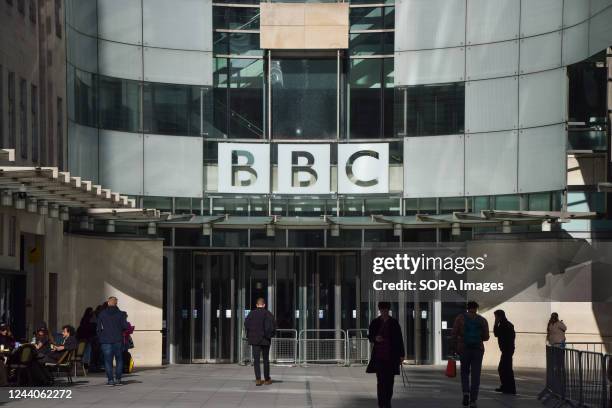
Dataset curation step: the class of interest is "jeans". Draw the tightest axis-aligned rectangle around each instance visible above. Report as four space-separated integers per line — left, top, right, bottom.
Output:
376 369 395 408
460 348 484 402
498 349 516 393
252 345 270 381
101 342 123 382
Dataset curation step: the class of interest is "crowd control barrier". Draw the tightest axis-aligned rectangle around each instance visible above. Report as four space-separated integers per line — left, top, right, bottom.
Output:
539 343 611 407
299 329 347 365
347 329 370 366
239 329 298 366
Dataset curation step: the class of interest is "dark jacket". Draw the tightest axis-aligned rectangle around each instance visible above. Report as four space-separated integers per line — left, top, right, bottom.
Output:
45 336 77 363
244 308 276 346
96 306 129 344
494 318 516 352
366 316 405 375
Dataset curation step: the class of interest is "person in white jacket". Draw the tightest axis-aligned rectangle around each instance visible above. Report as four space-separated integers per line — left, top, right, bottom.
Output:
546 313 567 346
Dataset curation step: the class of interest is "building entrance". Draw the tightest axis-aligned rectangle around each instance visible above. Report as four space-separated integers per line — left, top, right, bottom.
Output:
171 250 433 364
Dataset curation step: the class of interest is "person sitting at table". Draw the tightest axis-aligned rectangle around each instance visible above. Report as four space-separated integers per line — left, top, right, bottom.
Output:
0 323 15 350
34 327 54 357
42 325 77 364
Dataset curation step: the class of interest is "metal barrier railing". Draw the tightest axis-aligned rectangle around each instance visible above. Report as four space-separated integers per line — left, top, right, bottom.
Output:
539 344 611 408
346 329 370 366
299 329 347 366
239 329 299 366
271 329 298 365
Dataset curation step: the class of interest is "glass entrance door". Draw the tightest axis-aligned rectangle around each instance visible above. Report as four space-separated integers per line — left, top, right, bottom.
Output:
192 252 235 363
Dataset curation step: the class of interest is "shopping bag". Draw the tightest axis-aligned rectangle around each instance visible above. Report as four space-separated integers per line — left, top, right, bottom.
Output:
445 358 457 378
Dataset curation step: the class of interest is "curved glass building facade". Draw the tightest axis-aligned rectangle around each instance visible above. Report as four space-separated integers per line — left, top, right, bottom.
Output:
65 0 612 364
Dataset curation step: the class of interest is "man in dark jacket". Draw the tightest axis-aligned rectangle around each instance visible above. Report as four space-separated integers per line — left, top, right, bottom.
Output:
42 325 77 363
493 310 516 395
244 298 276 386
96 296 129 386
366 302 405 408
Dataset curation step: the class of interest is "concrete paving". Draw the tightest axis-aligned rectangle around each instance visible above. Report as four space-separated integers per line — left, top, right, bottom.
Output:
1 364 547 408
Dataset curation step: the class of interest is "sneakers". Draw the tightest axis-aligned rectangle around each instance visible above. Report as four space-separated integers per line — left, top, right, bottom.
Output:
494 387 503 393
462 394 470 406
264 379 272 385
106 380 115 386
255 379 263 386
114 380 123 386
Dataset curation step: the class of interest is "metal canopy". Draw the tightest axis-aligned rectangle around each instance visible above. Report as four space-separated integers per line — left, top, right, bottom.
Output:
150 210 595 231
0 166 135 209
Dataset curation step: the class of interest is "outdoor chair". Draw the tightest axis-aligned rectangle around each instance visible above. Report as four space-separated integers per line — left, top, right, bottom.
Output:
45 350 74 384
7 344 35 385
72 341 87 377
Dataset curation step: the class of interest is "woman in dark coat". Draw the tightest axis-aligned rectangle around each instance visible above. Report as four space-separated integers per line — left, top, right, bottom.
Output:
367 302 405 408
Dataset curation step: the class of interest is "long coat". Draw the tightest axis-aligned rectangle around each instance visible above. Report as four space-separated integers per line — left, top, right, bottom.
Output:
244 308 276 346
366 316 405 375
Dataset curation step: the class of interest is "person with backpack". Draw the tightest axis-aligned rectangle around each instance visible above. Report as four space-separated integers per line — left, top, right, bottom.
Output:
493 310 516 395
244 297 276 386
451 301 490 408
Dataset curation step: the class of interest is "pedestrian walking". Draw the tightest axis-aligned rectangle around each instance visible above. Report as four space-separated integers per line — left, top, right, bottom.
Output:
96 296 129 386
546 312 567 346
366 302 405 408
244 297 276 386
451 301 490 408
493 310 516 395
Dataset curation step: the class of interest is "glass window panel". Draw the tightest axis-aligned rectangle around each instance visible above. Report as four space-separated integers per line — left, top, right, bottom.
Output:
212 197 249 215
493 195 520 211
230 33 262 56
399 83 465 137
212 58 229 137
213 32 229 55
214 0 259 4
350 7 382 31
144 83 210 136
340 198 363 216
288 199 330 216
250 230 286 247
249 197 268 215
175 228 210 246
528 193 551 211
75 69 97 127
418 198 437 214
364 197 400 215
364 229 399 245
383 58 394 137
272 58 337 139
403 229 436 242
383 6 394 29
143 196 172 212
98 75 140 132
212 230 248 247
229 58 264 138
351 0 394 5
350 58 381 139
214 6 260 30
175 197 192 214
404 198 418 215
271 199 287 216
350 32 393 55
326 229 362 248
439 197 466 214
288 230 324 247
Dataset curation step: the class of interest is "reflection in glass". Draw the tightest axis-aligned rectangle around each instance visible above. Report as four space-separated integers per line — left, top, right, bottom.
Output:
396 83 465 137
143 83 212 136
74 68 97 127
213 6 260 30
349 32 393 56
350 7 382 30
213 58 264 138
98 75 140 132
349 58 393 138
214 32 263 57
272 58 337 139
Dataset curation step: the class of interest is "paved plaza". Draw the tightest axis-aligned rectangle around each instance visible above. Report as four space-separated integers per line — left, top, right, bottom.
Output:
0 363 548 408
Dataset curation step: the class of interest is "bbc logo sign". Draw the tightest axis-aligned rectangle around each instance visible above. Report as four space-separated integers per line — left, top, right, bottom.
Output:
217 143 389 194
